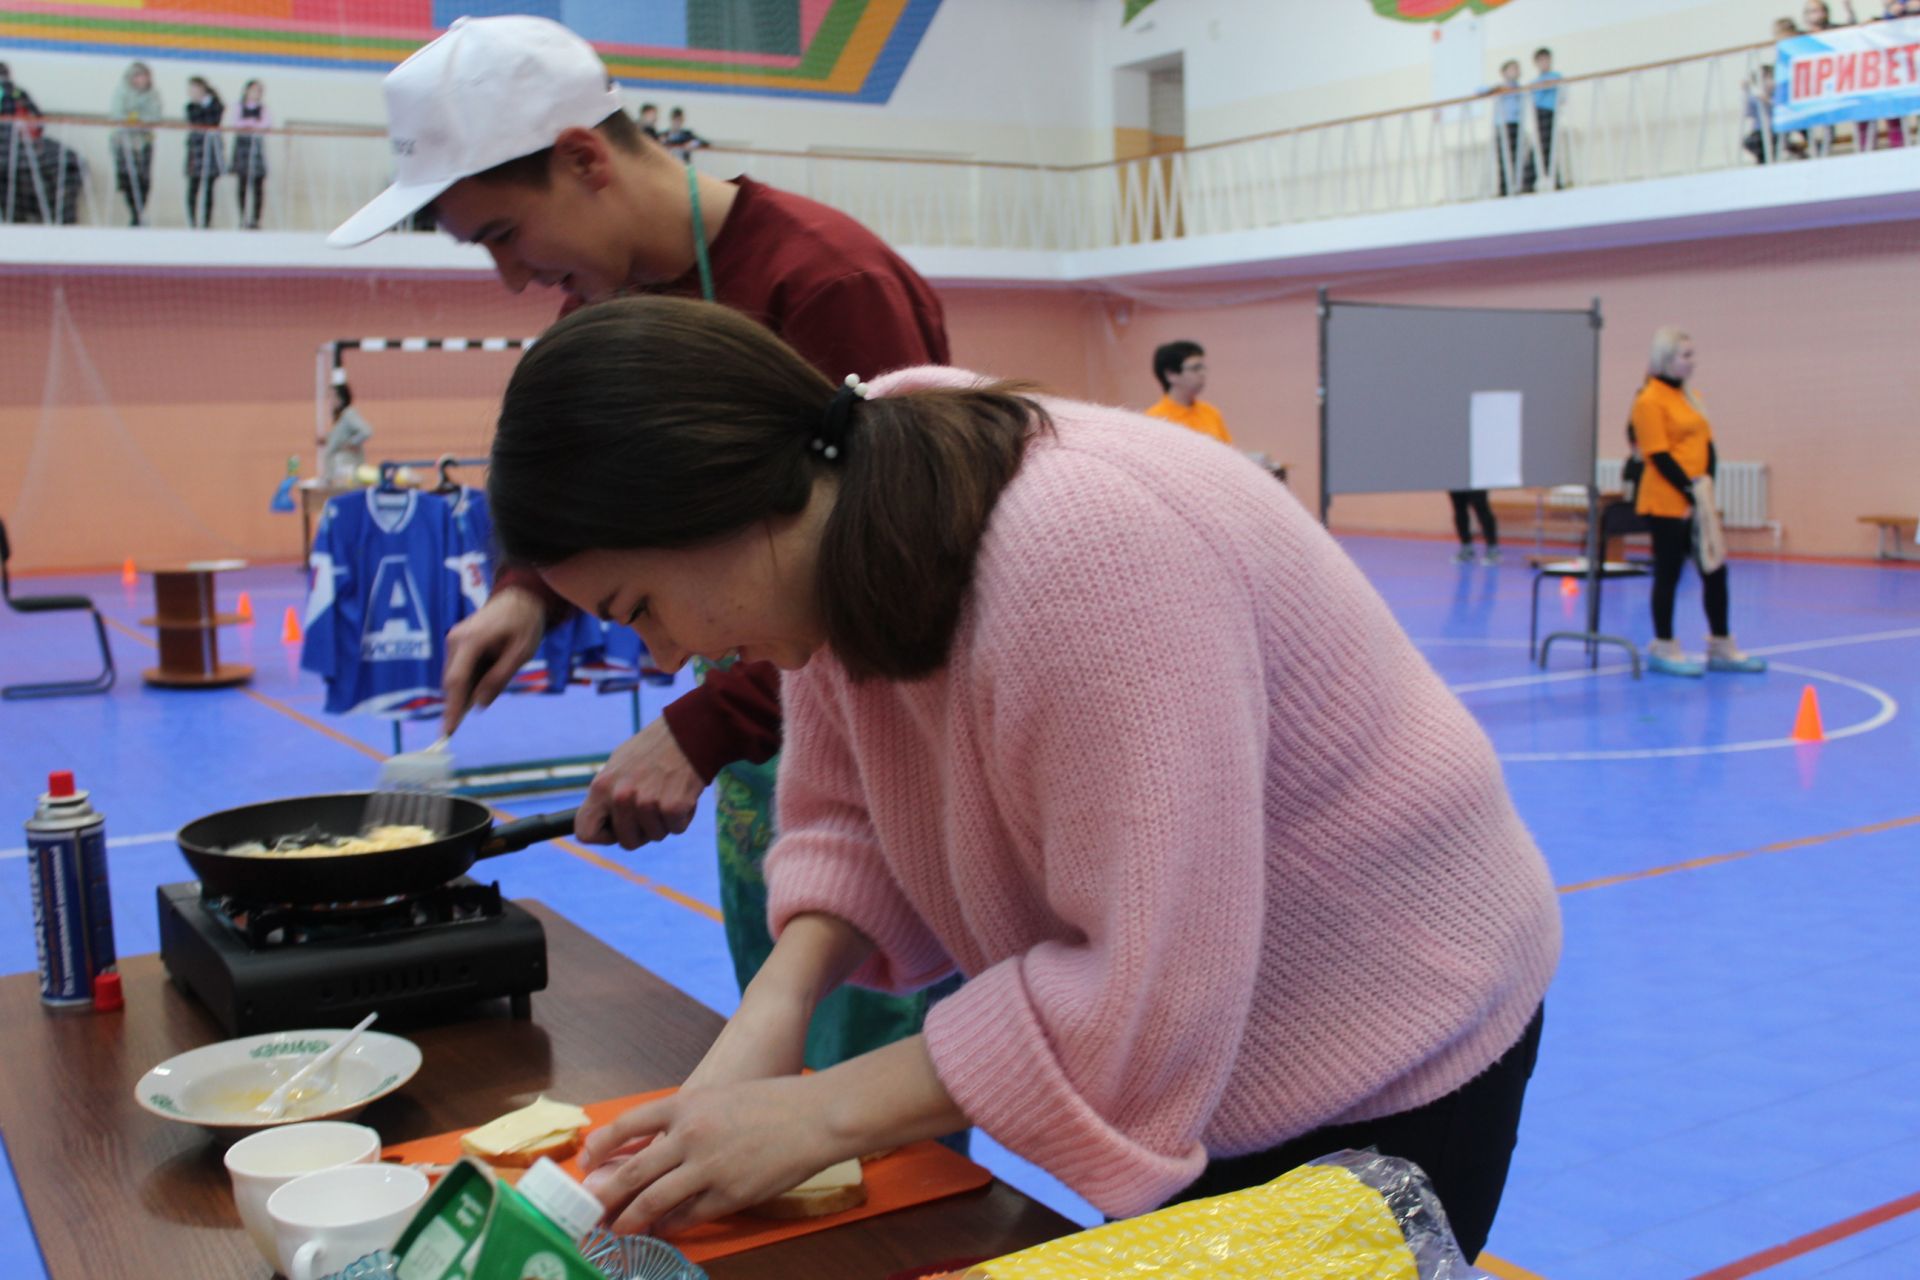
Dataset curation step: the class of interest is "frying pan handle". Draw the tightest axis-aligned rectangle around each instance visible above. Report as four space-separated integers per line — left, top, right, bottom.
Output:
478 809 580 857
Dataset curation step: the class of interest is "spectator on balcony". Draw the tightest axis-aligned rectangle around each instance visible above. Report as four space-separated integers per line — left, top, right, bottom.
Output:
1773 17 1802 37
0 63 45 224
1481 59 1534 196
1800 0 1857 28
1529 48 1565 190
1744 65 1808 162
662 107 709 164
230 79 270 230
0 63 41 123
1630 327 1766 677
1145 341 1233 444
638 102 661 141
184 76 225 228
110 62 161 226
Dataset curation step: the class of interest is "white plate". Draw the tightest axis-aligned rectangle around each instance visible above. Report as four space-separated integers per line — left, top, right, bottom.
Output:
135 1028 422 1133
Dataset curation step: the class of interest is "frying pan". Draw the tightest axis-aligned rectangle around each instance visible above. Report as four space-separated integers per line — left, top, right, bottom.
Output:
175 793 579 904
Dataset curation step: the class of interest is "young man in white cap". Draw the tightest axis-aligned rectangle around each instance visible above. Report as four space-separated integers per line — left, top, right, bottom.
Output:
330 14 951 1077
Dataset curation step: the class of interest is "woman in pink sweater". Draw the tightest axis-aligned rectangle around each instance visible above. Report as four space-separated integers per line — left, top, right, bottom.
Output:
486 297 1562 1257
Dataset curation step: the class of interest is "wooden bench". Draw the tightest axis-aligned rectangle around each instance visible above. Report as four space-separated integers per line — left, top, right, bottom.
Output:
1859 514 1918 561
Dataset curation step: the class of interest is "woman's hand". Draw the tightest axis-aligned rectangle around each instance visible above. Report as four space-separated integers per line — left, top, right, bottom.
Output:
579 1076 843 1236
582 1034 970 1237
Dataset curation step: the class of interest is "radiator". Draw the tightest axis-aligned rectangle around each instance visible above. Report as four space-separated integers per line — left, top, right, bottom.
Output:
1591 458 1772 530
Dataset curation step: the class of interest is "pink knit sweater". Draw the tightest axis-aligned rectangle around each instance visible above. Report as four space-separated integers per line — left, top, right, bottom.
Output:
766 368 1561 1217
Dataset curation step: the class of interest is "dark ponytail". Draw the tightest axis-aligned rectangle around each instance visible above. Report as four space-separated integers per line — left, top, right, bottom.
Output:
488 296 1051 681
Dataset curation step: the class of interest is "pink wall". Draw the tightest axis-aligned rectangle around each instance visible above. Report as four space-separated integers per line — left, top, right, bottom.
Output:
1062 221 1920 558
4 223 1915 572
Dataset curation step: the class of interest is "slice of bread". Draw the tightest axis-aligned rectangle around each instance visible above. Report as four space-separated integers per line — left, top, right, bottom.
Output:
745 1157 868 1220
459 1096 592 1169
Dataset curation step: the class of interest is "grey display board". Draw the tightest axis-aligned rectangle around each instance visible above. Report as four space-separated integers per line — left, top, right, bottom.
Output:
1320 299 1599 503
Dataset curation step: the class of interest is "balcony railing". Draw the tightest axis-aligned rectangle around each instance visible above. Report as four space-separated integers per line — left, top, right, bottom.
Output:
1 38 1855 251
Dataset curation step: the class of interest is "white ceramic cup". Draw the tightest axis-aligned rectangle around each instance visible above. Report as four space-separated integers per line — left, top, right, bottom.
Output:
269 1162 429 1280
224 1121 380 1271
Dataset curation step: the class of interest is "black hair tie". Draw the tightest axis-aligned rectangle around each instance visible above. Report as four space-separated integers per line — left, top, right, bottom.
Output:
812 374 870 461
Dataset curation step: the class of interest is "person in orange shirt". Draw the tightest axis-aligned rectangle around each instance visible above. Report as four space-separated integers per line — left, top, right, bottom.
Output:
1145 341 1233 444
1630 327 1766 677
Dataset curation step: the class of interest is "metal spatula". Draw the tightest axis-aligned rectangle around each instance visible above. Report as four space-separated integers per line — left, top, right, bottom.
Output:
364 733 454 834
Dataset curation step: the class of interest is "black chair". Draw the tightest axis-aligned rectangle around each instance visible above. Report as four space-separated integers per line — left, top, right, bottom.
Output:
1531 500 1652 669
1 517 115 699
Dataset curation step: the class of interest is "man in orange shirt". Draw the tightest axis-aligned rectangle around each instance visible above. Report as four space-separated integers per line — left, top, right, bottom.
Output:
1145 340 1233 444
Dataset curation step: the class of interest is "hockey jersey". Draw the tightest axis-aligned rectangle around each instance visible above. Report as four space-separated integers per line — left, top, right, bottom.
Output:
302 489 473 716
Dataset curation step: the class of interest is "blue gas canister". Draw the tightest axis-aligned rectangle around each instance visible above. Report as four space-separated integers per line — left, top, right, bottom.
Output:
26 771 117 1010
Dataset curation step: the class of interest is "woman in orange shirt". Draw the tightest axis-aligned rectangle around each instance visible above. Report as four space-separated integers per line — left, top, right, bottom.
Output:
1630 327 1766 676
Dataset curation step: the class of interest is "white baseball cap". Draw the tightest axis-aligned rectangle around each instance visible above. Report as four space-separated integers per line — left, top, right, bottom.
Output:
328 15 624 248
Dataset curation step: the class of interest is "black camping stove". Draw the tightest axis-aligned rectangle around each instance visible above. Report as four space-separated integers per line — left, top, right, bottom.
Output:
157 877 547 1037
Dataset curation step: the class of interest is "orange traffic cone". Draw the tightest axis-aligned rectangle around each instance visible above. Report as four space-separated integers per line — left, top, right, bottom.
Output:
1559 577 1579 597
1791 684 1824 743
281 606 303 645
120 557 136 586
235 591 253 623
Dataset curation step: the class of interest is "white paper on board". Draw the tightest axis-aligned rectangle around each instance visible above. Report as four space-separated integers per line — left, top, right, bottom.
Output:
1469 390 1524 490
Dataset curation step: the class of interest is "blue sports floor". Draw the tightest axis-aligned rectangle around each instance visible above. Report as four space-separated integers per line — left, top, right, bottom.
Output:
1 535 1916 1279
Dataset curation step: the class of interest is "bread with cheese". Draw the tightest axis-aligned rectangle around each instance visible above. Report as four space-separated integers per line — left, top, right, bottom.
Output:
745 1157 867 1220
459 1096 592 1169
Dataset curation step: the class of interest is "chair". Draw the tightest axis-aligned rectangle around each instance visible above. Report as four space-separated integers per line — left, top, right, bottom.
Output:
1530 500 1652 670
1 517 115 699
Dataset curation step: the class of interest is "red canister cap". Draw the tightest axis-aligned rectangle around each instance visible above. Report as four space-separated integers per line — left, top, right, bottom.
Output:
92 971 124 1012
46 771 76 798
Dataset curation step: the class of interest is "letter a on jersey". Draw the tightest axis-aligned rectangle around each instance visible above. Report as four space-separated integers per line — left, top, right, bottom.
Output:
361 555 433 661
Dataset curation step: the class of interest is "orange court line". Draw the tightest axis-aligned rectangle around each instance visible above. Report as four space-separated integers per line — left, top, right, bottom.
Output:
1477 1254 1550 1280
550 836 726 924
1688 1188 1920 1280
100 614 155 649
1558 812 1920 895
242 688 388 763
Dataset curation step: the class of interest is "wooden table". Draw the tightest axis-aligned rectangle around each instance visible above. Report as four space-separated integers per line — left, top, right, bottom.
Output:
1858 513 1918 561
0 902 1073 1279
140 560 253 688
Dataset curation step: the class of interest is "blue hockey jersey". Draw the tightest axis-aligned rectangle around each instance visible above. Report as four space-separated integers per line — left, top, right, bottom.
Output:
302 489 474 716
445 483 612 694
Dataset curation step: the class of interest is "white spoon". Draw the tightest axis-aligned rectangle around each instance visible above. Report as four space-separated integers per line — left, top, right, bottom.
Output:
254 1012 378 1121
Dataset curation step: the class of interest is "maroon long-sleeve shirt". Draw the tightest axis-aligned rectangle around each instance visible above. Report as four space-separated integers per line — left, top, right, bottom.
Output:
493 176 950 781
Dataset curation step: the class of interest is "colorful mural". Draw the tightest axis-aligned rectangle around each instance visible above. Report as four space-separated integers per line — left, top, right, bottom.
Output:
0 0 943 102
1370 0 1518 22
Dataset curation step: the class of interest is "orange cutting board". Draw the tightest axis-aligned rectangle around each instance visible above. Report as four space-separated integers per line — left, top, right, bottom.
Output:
382 1089 992 1265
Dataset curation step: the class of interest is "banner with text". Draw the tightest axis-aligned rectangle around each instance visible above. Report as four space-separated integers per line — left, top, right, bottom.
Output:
1774 19 1920 130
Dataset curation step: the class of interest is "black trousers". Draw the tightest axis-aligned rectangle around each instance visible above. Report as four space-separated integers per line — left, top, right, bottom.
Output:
236 174 265 226
1166 1004 1544 1263
1495 121 1535 195
114 143 152 224
1449 489 1498 547
186 175 217 228
1535 108 1559 187
1649 514 1729 640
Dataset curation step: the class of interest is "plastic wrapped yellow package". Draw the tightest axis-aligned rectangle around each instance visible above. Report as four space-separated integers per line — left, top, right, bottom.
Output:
962 1151 1494 1280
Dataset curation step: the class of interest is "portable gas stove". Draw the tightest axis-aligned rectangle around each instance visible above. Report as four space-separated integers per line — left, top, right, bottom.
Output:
157 877 547 1036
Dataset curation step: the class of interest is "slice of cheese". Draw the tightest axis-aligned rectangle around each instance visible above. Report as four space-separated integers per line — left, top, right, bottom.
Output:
746 1157 867 1221
788 1158 861 1194
459 1096 591 1165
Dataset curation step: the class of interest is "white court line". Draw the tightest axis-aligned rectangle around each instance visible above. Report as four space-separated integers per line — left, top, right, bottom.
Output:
0 831 177 861
1497 662 1897 762
1423 625 1920 698
1746 625 1920 657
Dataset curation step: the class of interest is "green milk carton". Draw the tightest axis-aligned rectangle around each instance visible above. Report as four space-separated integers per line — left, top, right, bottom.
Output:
392 1156 605 1280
